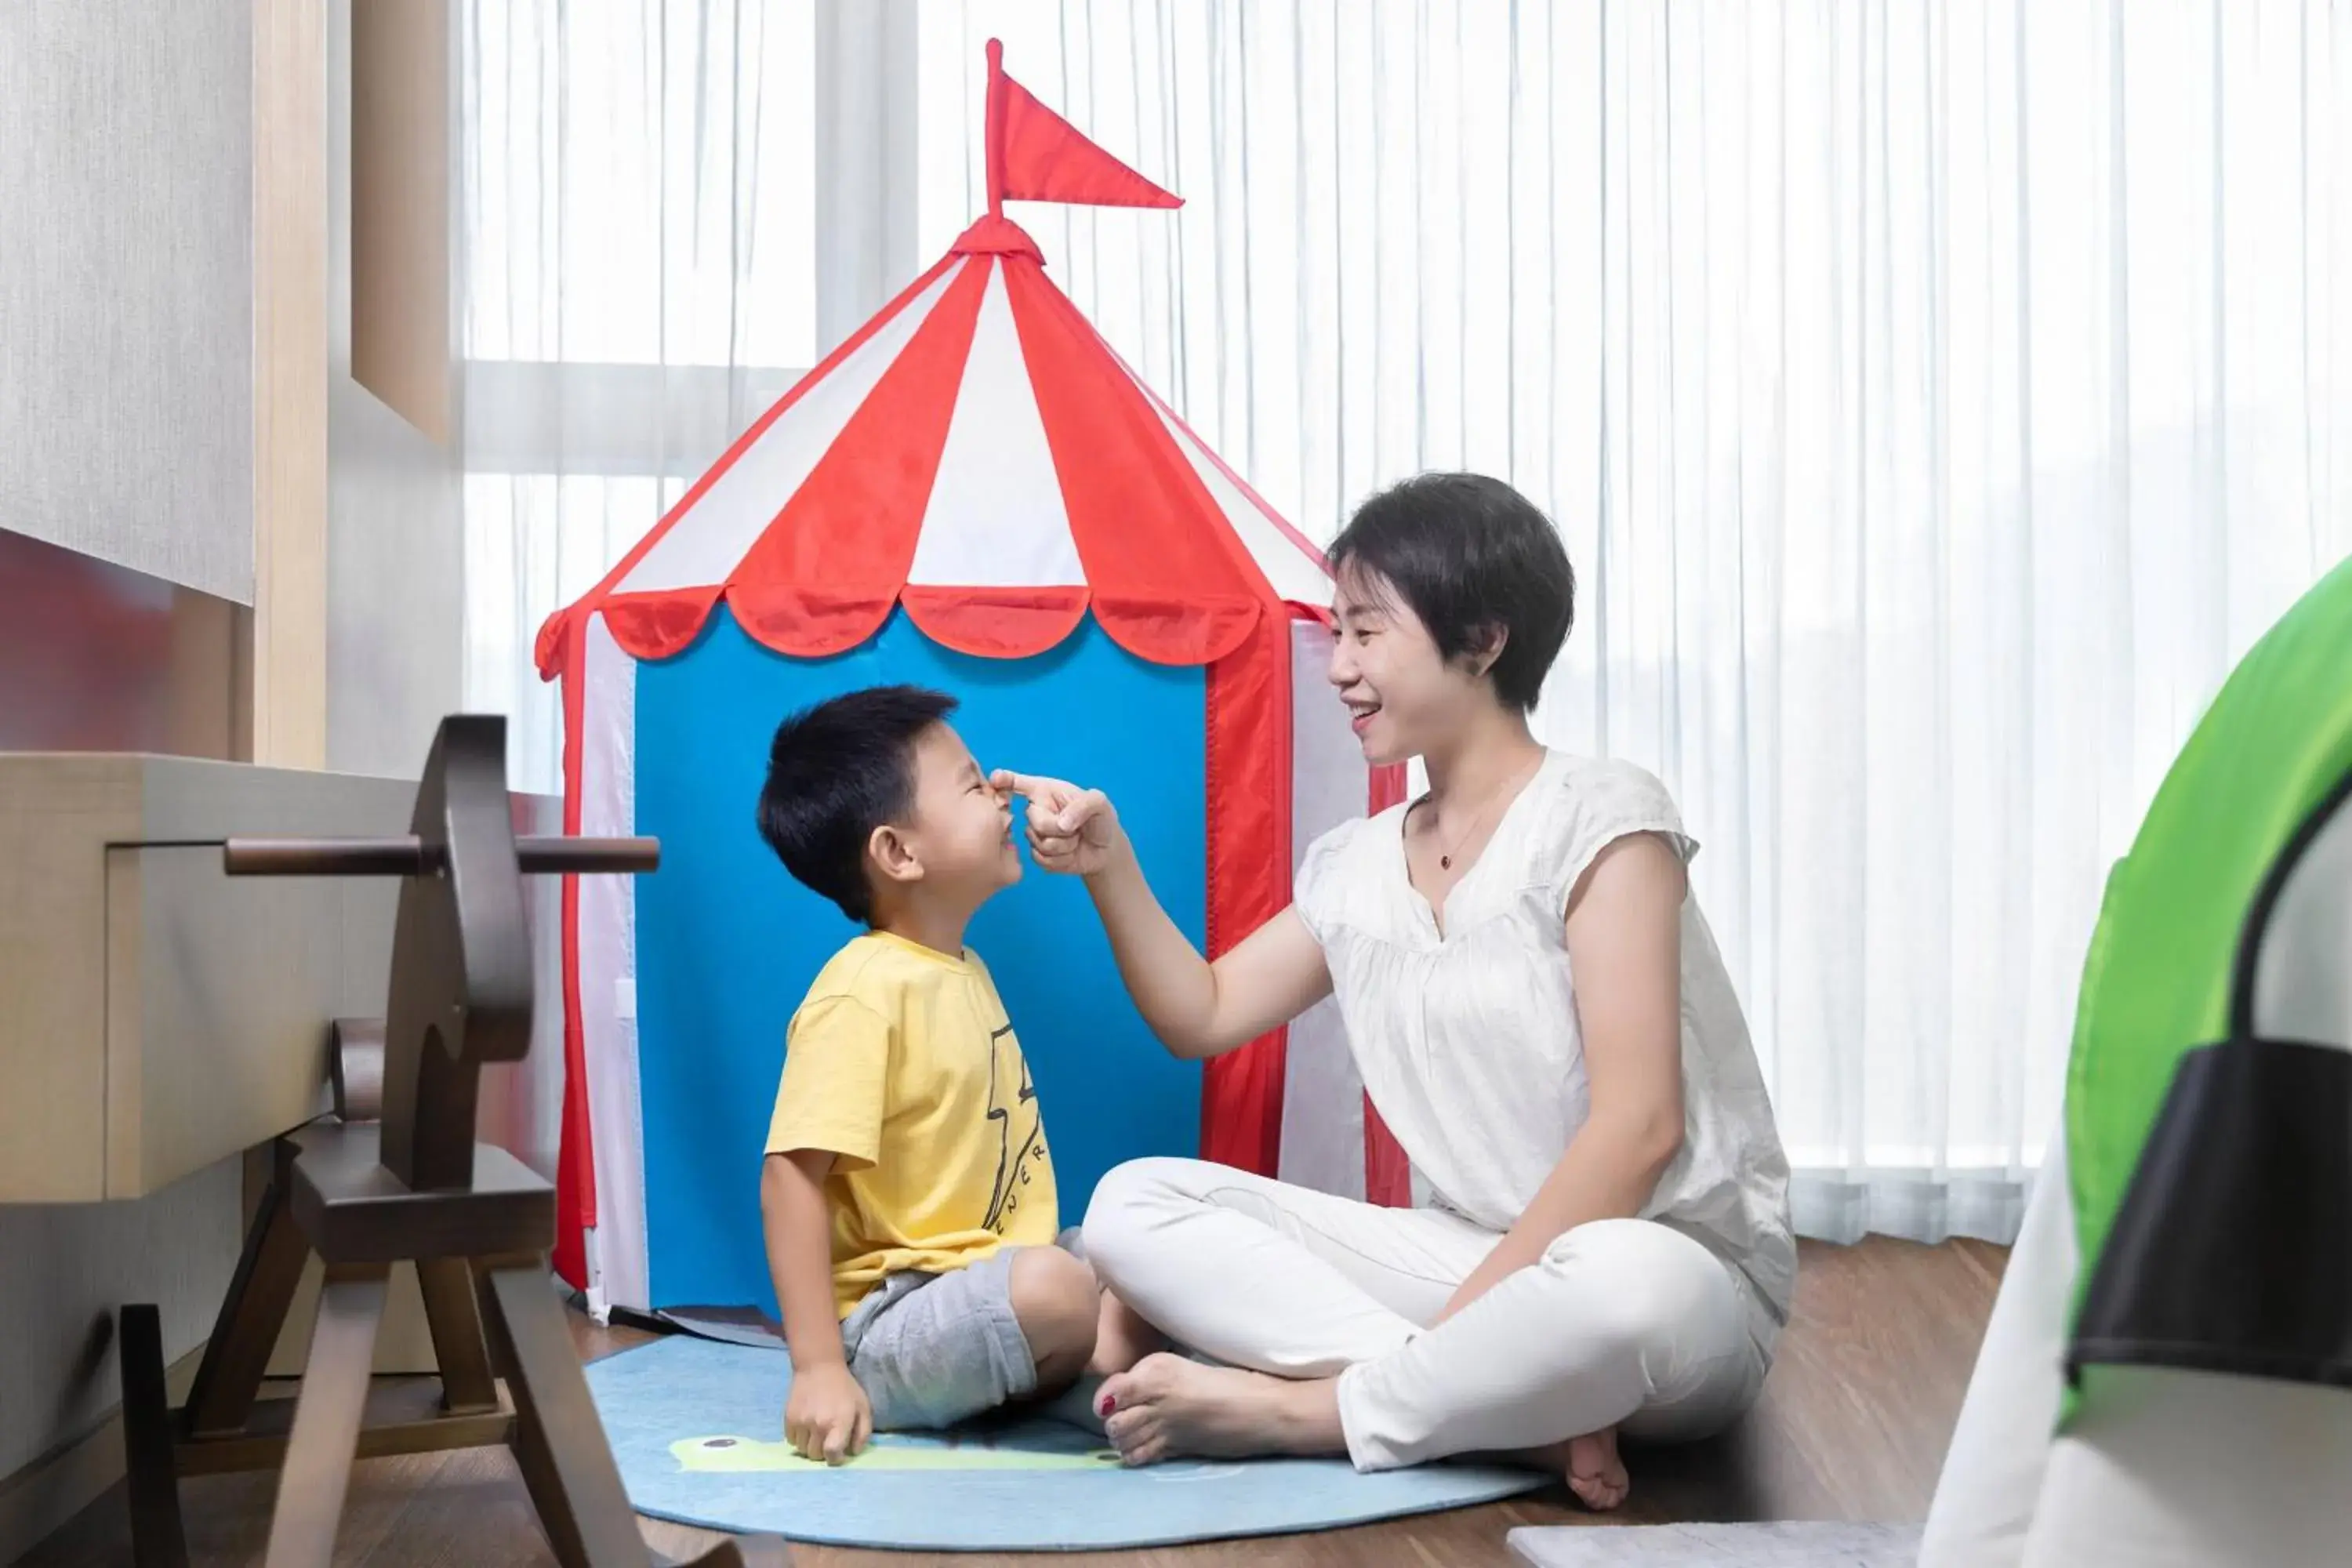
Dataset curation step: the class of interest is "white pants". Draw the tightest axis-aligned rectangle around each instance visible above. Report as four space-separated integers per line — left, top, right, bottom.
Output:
1083 1157 1773 1472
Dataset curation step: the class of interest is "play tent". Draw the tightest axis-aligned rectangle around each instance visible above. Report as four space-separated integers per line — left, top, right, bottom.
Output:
534 44 1410 1321
1919 551 2352 1566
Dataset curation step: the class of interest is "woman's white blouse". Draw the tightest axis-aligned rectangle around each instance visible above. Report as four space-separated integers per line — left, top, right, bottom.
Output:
1294 750 1797 1327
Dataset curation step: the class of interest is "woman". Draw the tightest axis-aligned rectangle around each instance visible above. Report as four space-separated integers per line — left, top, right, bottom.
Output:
996 474 1793 1510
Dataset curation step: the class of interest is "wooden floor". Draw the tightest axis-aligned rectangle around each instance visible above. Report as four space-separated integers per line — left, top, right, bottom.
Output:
23 1236 2003 1567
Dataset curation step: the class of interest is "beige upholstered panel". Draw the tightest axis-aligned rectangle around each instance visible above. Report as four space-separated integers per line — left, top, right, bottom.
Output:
0 0 256 602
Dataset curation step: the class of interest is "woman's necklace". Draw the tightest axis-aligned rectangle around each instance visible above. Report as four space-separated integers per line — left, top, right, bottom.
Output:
1421 773 1518 871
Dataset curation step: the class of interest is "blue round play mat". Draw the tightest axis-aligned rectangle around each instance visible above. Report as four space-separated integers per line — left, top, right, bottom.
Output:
583 1334 1548 1552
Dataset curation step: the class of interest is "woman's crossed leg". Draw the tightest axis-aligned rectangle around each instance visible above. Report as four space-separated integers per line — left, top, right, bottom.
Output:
1082 1156 1765 1509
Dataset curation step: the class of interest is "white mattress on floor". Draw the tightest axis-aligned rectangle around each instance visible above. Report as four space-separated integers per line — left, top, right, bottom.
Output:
1508 1523 1922 1567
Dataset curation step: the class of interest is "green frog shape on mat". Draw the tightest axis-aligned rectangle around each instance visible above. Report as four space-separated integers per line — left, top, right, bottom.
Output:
672 1434 1123 1474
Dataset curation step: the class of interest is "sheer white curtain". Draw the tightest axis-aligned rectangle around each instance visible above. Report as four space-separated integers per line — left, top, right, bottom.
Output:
462 0 2352 1243
459 0 817 792
914 0 2352 1242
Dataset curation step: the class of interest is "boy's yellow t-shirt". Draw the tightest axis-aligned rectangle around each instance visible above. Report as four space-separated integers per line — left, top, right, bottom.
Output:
765 931 1060 1318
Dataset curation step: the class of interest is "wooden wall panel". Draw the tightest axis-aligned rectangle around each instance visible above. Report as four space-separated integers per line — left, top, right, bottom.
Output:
252 0 331 770
350 0 453 444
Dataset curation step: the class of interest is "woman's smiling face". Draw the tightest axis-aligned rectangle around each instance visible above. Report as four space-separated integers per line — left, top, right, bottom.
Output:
1327 560 1501 768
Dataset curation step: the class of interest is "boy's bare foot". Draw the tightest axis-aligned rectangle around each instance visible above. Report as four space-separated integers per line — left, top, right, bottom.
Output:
1521 1427 1631 1511
1097 1352 1342 1465
1087 1291 1163 1377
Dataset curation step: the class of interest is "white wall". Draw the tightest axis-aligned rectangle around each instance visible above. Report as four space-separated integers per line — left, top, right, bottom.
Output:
327 382 463 779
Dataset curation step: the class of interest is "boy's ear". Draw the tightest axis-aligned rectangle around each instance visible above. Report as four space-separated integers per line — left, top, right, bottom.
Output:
869 822 923 885
1468 623 1509 679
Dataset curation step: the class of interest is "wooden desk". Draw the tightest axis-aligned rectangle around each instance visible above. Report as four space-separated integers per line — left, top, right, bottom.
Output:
0 753 416 1203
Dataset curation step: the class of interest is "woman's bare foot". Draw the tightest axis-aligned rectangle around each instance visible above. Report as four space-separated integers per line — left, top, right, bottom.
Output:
1567 1426 1630 1510
1097 1352 1343 1465
1523 1427 1630 1511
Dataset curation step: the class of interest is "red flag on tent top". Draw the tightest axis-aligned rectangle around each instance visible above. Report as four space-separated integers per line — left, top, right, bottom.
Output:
985 38 1181 216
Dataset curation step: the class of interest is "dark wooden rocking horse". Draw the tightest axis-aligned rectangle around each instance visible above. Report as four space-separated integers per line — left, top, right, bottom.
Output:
118 716 786 1567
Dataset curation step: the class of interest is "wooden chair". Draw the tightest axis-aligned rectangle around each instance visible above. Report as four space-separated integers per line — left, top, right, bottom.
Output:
117 716 785 1567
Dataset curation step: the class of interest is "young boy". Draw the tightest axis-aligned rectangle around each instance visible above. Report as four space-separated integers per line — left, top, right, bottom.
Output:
756 684 1122 1464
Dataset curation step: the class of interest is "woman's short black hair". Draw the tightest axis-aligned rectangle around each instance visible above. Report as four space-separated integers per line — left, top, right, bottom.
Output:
1327 472 1575 713
756 684 958 925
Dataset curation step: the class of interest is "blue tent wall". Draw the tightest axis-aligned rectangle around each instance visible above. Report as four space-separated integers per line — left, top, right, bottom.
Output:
631 605 1209 1313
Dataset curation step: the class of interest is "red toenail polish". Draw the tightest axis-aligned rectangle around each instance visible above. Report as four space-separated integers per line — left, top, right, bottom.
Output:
1098 1395 1115 1416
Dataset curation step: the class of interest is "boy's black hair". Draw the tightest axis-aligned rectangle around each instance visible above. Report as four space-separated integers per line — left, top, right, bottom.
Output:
1327 472 1575 713
757 684 959 924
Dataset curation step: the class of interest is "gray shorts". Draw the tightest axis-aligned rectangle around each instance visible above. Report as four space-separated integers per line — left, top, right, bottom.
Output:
839 1229 1084 1432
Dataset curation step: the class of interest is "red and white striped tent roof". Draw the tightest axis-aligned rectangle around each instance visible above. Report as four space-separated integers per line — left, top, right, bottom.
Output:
535 55 1329 682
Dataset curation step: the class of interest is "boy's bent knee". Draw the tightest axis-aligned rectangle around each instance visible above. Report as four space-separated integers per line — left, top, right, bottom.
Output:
1008 1245 1099 1386
1009 1240 1098 1312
